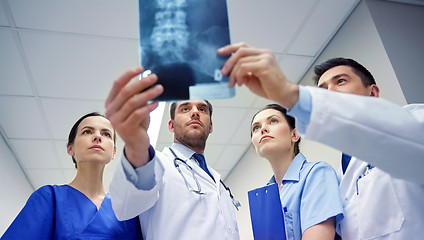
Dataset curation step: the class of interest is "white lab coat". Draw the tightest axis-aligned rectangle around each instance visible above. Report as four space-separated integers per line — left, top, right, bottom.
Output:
109 144 239 240
299 86 424 240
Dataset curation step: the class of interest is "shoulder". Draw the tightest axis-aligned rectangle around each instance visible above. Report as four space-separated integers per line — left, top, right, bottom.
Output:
303 160 335 173
31 185 55 198
30 185 69 202
302 161 338 181
404 104 424 116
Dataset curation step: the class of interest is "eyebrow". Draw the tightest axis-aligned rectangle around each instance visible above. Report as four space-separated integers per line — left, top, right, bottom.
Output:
80 126 112 134
178 102 190 108
318 73 350 88
178 102 208 110
251 114 281 127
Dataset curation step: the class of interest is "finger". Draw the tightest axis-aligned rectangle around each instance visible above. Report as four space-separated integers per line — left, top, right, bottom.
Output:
110 81 163 127
106 66 144 108
105 74 160 122
222 45 264 78
220 43 254 75
217 42 249 56
121 100 160 132
229 54 263 87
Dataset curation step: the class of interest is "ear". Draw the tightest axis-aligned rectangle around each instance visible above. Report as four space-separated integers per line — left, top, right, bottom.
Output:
291 129 300 143
168 119 175 132
369 84 380 98
209 121 213 134
67 144 74 156
111 147 117 160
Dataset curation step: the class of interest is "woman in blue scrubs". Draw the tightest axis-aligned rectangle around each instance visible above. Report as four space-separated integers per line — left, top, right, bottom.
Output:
250 104 343 240
2 112 142 240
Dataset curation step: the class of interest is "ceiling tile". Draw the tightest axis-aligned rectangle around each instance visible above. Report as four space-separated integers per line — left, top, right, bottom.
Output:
207 107 248 145
204 144 226 166
278 54 314 83
26 169 67 190
54 140 74 169
10 139 60 169
0 96 49 139
19 30 138 100
0 2 10 27
210 85 258 108
214 144 248 171
8 0 138 38
229 108 260 145
227 0 312 52
288 0 359 56
251 95 277 108
0 29 33 96
41 98 105 140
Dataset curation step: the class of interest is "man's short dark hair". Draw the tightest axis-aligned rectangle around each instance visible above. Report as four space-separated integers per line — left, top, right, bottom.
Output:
169 100 213 120
313 57 376 87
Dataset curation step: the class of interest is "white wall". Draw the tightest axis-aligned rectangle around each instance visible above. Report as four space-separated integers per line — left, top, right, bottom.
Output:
366 0 424 104
301 0 407 105
0 135 33 235
225 0 423 238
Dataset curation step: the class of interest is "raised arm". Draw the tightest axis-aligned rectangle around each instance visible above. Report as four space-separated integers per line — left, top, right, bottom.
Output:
105 66 163 167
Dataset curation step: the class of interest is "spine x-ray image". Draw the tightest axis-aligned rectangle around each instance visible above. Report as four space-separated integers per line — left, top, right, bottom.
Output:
139 0 234 101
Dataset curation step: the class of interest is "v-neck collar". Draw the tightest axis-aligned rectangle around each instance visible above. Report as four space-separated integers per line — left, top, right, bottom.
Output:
65 185 108 210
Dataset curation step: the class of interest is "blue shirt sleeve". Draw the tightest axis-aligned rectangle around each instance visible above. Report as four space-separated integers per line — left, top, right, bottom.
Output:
300 162 344 232
287 86 312 135
2 186 55 240
121 145 157 190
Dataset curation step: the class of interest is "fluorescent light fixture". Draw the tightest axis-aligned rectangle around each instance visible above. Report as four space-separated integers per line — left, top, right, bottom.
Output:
147 101 166 148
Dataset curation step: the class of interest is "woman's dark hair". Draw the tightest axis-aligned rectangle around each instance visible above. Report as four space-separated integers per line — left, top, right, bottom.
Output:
67 112 116 168
251 104 301 156
313 57 376 87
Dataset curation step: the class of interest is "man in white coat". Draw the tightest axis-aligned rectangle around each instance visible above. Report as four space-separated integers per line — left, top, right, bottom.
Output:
218 42 424 240
104 67 239 239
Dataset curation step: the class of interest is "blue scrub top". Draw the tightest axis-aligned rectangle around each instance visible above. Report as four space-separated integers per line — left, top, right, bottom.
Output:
269 153 344 240
2 185 142 240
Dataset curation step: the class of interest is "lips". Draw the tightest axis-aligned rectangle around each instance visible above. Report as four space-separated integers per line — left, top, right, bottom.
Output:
89 145 104 151
259 135 273 143
188 120 202 127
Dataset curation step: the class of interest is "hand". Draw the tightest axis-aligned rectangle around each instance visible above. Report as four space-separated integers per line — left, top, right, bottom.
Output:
105 66 164 167
218 42 299 109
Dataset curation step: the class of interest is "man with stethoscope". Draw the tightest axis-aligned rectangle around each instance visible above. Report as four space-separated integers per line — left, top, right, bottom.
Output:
105 66 240 240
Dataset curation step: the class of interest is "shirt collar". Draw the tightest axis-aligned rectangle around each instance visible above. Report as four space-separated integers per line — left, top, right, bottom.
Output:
267 153 306 185
171 143 196 159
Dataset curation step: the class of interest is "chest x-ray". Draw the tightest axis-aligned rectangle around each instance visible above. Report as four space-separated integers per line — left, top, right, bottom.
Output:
139 0 234 101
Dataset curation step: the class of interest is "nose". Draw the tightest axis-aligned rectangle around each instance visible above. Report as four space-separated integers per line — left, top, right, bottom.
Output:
93 133 102 143
327 84 338 92
261 126 269 134
191 107 200 119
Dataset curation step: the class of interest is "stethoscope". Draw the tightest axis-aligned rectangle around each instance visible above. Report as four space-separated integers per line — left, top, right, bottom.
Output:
169 147 241 211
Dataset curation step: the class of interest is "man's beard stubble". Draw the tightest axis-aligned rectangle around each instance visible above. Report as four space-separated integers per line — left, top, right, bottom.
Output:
174 126 209 151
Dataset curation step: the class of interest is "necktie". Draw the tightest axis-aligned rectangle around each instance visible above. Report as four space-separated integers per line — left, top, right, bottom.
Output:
193 153 215 181
341 153 352 174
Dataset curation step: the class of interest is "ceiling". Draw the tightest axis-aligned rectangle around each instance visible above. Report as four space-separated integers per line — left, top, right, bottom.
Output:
3 0 418 190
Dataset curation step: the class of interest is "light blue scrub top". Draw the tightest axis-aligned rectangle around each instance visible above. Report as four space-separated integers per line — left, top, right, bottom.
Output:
268 153 344 240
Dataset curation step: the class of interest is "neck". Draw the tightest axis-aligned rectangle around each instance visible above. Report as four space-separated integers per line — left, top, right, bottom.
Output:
69 163 106 199
174 140 205 154
266 150 295 190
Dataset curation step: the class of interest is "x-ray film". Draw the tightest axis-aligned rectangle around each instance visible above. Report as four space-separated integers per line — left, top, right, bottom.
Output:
138 0 235 101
